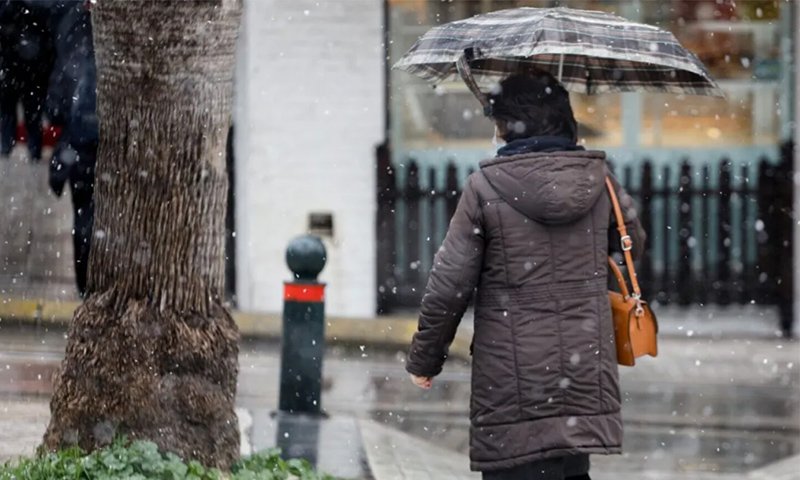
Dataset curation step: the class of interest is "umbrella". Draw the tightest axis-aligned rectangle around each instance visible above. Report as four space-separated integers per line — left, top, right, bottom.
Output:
393 7 723 114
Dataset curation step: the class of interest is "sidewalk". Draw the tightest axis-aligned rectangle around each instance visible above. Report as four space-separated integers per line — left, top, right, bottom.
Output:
0 306 797 479
2 398 797 480
0 148 75 301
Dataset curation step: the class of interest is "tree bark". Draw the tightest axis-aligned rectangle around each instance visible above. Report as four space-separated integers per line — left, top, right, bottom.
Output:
43 0 242 469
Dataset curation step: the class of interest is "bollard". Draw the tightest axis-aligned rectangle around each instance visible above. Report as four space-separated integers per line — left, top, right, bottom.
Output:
279 234 327 414
276 414 321 467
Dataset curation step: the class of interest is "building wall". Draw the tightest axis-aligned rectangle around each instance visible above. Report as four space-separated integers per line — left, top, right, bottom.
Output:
235 0 384 317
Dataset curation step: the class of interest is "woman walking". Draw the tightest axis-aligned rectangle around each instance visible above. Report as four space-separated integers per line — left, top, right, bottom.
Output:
406 70 646 480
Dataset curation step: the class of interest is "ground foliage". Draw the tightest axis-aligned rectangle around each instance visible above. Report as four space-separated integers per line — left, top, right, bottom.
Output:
0 438 336 480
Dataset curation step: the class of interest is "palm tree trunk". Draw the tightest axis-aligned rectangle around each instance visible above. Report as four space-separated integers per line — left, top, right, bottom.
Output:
43 0 243 469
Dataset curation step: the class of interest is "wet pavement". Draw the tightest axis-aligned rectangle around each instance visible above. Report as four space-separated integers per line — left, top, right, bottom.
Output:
372 334 800 477
0 322 798 479
0 149 77 302
248 411 368 479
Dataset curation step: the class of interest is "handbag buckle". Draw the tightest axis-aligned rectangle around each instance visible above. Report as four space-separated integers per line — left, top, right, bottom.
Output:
620 235 633 252
631 293 645 317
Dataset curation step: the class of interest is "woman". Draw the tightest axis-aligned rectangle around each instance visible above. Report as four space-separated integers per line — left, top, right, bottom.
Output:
406 71 645 480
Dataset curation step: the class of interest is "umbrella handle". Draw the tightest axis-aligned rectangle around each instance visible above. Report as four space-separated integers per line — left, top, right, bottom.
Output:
456 48 492 117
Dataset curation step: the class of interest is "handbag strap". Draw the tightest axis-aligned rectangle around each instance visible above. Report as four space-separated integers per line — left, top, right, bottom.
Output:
607 258 630 298
605 176 642 299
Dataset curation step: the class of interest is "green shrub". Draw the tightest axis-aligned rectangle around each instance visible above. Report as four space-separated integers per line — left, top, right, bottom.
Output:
230 449 336 480
0 438 337 480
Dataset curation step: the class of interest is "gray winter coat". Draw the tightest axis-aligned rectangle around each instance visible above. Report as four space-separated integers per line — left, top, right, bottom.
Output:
406 150 646 472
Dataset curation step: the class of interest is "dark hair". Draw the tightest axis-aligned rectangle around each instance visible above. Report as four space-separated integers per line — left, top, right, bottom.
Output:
488 70 577 142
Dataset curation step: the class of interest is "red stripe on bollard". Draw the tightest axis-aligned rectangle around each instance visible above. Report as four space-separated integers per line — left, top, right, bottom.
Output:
284 283 325 302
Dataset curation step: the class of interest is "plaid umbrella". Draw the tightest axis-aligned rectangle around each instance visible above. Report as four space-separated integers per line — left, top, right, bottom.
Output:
394 7 723 113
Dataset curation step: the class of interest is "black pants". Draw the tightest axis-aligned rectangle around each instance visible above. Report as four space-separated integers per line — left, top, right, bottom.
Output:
482 455 590 480
68 146 96 297
0 82 46 160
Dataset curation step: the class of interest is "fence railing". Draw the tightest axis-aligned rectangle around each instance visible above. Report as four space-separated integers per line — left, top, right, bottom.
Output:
376 144 794 314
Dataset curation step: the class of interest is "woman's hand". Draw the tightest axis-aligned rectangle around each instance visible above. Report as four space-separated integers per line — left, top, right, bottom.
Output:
410 374 433 389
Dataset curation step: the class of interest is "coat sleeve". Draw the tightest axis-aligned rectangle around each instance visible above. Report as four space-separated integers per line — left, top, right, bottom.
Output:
406 174 485 377
607 173 647 261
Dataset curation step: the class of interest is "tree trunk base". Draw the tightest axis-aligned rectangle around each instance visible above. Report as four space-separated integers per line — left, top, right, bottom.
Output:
43 291 240 469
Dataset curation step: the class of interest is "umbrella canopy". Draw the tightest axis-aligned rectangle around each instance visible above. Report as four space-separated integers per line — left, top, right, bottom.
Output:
394 6 723 104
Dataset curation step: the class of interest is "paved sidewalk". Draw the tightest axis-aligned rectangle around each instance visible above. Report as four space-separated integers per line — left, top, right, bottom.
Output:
0 400 49 461
0 148 75 301
0 320 797 479
3 396 798 480
360 419 478 480
360 418 800 480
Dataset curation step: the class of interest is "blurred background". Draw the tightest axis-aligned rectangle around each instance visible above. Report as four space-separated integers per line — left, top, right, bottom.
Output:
383 0 797 326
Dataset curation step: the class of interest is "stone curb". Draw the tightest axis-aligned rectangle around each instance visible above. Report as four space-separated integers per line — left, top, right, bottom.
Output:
359 418 480 480
0 299 473 361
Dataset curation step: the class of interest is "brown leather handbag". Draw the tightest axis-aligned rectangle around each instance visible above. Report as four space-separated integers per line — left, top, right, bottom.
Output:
606 177 658 366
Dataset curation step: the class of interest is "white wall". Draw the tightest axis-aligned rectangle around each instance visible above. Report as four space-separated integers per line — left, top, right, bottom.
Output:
235 0 384 317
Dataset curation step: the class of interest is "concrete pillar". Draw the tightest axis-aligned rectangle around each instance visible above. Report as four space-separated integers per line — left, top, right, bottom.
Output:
234 0 383 318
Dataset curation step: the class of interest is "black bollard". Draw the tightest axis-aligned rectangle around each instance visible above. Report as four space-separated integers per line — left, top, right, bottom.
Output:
276 414 321 467
279 234 327 414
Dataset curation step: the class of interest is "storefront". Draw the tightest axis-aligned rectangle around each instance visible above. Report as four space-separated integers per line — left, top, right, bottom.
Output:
388 0 795 165
378 0 797 313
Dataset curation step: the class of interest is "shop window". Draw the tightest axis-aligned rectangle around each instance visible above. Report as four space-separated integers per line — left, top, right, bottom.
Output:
388 0 791 153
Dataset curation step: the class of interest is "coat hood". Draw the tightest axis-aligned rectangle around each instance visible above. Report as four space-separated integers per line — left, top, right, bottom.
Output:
480 150 607 225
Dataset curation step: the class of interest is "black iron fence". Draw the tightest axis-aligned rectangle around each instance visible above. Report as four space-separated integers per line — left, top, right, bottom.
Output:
376 143 794 316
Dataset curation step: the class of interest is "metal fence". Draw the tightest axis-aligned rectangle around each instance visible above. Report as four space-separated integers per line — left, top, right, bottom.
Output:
376 143 794 314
